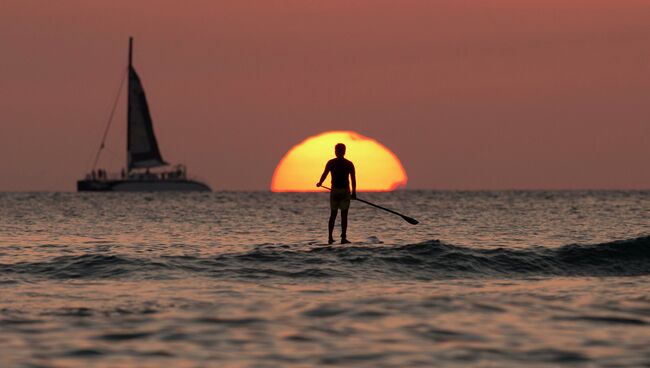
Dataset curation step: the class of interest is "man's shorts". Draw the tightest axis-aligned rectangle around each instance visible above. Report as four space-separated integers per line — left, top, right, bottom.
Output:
330 188 351 210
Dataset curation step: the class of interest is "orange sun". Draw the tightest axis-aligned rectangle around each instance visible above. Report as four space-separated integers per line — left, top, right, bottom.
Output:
271 131 408 192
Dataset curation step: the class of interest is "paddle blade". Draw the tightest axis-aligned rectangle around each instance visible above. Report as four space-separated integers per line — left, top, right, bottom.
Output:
402 216 419 225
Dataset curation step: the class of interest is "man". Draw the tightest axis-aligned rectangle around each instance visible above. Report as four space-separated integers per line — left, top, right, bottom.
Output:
316 143 357 244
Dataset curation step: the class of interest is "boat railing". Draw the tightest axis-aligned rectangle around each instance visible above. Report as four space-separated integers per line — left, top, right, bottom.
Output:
84 169 189 182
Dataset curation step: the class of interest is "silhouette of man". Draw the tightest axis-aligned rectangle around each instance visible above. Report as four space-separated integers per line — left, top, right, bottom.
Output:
317 143 357 244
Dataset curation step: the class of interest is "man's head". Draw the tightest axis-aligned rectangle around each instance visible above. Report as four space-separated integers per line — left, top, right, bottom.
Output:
335 143 346 158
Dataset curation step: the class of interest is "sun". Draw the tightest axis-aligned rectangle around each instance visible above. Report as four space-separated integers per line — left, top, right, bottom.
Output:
271 131 407 192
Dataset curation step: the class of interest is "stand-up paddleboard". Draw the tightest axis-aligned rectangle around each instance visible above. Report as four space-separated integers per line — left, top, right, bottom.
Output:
308 237 384 247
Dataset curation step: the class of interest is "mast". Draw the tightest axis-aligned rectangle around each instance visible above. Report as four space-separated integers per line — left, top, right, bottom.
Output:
128 37 133 68
127 37 133 172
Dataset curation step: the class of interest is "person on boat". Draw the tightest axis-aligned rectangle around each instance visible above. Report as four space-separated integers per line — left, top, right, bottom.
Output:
316 143 357 244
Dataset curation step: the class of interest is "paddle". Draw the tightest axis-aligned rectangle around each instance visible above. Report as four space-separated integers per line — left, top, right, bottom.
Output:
320 186 419 225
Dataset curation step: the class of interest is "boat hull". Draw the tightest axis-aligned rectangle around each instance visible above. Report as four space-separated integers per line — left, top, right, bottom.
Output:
77 179 211 192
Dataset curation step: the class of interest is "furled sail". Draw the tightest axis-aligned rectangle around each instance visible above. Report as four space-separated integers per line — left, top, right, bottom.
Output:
127 65 167 169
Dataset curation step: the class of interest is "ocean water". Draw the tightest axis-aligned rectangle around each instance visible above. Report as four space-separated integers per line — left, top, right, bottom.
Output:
1 191 650 367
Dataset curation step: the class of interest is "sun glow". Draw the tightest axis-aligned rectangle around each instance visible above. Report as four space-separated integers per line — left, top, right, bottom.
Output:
271 131 407 192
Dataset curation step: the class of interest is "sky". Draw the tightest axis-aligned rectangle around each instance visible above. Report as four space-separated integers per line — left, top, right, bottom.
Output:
1 0 650 191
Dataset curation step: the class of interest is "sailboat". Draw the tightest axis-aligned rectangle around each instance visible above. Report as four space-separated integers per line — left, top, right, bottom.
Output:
77 38 211 192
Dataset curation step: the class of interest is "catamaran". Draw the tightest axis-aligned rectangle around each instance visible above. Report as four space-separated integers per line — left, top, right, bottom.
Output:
77 38 211 192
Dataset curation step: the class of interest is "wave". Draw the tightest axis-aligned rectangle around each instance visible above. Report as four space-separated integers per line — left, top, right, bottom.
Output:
2 236 650 280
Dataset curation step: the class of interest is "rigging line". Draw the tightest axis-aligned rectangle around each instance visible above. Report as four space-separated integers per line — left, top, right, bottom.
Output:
91 67 128 171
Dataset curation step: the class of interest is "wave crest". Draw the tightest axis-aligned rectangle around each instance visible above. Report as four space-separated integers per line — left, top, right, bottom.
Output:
3 236 650 280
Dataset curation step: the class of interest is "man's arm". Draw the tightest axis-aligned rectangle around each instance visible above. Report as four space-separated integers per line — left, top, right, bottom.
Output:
316 162 331 187
350 163 356 199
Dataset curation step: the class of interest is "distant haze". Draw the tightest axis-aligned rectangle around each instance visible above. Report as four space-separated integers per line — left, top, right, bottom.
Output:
2 0 650 191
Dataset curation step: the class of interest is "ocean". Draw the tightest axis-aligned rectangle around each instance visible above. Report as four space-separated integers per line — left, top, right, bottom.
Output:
1 191 650 367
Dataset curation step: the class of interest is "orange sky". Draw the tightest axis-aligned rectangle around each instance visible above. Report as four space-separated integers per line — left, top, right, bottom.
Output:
1 0 650 191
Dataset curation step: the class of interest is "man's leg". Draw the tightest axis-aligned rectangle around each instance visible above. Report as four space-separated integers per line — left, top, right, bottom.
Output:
328 209 337 244
340 209 350 244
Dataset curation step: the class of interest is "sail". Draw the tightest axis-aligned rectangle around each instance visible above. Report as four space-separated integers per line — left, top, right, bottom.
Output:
127 65 167 169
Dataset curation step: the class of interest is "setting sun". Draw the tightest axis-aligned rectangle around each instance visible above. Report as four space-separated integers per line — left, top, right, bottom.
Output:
271 131 407 192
